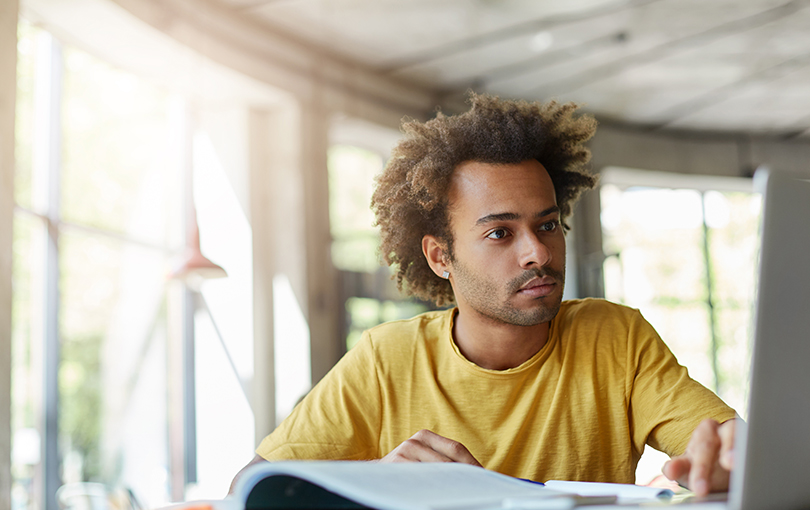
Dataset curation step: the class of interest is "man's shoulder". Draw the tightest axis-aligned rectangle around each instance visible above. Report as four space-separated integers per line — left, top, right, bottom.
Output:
556 298 645 329
365 308 454 342
559 297 637 316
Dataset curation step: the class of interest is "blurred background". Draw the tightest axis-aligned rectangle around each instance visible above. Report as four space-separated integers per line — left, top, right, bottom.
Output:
2 0 810 508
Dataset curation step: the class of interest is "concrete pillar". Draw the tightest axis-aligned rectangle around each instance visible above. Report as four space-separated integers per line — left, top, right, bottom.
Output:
248 96 341 442
0 2 19 510
248 108 278 443
298 99 341 386
572 188 605 299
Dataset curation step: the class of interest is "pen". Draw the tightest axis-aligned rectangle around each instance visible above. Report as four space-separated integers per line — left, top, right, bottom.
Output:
517 478 545 486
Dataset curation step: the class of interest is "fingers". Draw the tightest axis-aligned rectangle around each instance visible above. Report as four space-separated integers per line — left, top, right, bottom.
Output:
687 419 722 496
662 419 735 497
380 429 482 466
718 419 736 470
661 456 690 488
417 430 483 466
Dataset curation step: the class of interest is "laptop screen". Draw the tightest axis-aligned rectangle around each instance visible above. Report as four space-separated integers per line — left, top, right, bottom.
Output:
731 169 810 510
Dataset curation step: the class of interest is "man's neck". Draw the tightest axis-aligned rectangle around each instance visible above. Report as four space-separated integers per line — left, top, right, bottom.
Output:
452 310 551 371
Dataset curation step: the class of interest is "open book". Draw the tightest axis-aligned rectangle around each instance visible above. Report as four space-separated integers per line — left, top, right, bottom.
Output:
174 462 678 510
224 461 600 510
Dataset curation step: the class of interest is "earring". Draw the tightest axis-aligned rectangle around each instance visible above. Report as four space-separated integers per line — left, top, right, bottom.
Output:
442 271 450 279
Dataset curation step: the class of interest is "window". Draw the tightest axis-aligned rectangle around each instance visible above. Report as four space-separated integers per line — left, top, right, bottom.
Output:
600 168 760 483
13 21 183 509
329 145 383 275
327 144 430 351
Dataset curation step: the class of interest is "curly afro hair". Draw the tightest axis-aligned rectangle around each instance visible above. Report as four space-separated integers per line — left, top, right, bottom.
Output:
371 92 598 307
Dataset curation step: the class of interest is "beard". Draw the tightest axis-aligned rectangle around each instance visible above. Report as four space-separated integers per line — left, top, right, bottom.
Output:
450 260 565 327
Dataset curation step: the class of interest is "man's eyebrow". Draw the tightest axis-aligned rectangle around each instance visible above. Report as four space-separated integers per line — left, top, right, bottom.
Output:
474 206 560 226
475 212 519 226
536 205 561 219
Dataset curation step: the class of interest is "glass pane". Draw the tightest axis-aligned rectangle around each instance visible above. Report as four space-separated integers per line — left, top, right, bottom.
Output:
601 185 714 389
715 306 753 417
706 191 761 306
191 130 258 497
59 228 171 505
705 191 760 417
61 46 173 242
601 186 708 306
328 145 382 272
602 183 760 406
331 236 382 274
617 242 707 306
14 19 40 210
11 213 46 510
190 307 256 499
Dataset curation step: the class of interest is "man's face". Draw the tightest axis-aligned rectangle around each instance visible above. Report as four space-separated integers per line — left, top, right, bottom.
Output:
445 159 565 326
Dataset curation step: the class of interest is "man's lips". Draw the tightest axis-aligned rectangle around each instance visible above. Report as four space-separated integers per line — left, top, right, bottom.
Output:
517 276 557 297
519 276 556 290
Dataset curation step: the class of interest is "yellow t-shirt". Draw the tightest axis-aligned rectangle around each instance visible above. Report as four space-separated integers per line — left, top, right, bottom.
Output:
256 298 736 483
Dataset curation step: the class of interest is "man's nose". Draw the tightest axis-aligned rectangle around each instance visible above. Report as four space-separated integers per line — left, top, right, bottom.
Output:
518 233 553 268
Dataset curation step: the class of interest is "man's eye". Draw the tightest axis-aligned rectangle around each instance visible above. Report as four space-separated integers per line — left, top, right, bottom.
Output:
486 229 508 239
541 220 559 232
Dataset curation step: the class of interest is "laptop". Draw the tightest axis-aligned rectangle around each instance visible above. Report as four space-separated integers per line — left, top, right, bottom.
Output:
727 168 810 510
603 168 810 510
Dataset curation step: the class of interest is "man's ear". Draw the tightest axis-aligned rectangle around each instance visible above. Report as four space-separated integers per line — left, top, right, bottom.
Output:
422 235 449 279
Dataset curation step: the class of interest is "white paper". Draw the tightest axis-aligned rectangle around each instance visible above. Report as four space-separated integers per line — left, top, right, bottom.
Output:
543 480 674 502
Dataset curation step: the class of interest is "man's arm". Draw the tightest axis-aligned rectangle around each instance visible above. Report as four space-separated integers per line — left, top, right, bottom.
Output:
663 418 737 496
229 454 268 495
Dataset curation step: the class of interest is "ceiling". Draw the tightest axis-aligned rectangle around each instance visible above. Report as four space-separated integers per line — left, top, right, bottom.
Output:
211 0 810 138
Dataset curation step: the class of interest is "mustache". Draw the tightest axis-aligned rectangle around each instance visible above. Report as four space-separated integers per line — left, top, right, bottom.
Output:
508 267 565 293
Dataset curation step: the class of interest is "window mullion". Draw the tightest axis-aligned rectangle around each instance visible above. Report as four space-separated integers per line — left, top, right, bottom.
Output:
32 31 63 510
700 192 721 395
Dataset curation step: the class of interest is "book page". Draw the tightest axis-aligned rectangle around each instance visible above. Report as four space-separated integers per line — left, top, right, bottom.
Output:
235 462 570 510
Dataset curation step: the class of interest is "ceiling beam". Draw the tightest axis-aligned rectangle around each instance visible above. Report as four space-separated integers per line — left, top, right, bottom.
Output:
378 0 666 73
107 0 441 120
526 0 810 97
448 32 625 91
27 0 442 127
654 54 810 130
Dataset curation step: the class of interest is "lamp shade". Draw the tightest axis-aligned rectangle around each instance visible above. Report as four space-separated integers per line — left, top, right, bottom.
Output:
169 222 227 286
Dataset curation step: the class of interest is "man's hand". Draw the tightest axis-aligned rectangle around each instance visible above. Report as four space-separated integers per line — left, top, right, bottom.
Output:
663 419 737 497
379 429 482 466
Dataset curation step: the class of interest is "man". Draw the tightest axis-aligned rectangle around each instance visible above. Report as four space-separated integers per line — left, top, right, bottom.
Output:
232 94 737 496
